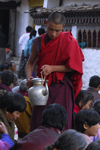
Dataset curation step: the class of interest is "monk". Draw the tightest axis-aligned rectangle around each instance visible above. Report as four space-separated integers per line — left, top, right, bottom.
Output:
26 12 84 131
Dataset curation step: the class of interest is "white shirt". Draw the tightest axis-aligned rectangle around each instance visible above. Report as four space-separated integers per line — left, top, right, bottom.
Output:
19 33 30 50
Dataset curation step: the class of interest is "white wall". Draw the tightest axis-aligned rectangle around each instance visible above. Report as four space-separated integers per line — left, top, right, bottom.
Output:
43 0 60 9
82 48 100 89
15 0 33 57
63 0 100 6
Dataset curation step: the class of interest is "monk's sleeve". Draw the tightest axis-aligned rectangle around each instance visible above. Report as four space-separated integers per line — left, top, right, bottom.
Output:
62 37 84 98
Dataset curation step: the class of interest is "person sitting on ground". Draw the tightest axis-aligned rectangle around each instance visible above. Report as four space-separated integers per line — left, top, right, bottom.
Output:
87 75 100 101
15 79 33 138
90 100 100 141
5 44 13 64
10 103 67 150
45 129 86 150
85 139 100 150
38 27 45 35
74 90 94 115
0 63 9 72
0 70 14 91
0 121 14 150
75 109 100 147
8 62 16 73
0 90 26 142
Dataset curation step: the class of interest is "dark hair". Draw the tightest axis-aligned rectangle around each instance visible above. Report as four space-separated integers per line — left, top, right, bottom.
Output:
0 64 9 71
89 75 100 88
75 90 94 108
26 26 32 33
48 12 65 25
0 25 2 32
30 29 36 39
93 100 100 115
41 103 67 131
38 28 45 35
6 43 10 48
75 109 100 133
1 70 14 86
19 79 28 92
86 139 100 150
0 90 26 113
8 62 15 68
45 129 86 150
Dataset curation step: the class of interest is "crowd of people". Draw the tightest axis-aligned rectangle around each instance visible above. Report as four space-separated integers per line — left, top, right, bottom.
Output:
0 11 100 150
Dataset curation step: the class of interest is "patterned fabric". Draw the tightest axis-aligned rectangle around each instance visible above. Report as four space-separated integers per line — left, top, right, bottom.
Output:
0 109 14 142
87 87 100 101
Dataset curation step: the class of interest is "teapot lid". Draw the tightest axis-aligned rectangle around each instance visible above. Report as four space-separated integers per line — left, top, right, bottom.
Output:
31 78 45 84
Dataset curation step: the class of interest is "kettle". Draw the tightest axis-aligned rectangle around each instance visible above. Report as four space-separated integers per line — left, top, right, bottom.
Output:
28 77 49 106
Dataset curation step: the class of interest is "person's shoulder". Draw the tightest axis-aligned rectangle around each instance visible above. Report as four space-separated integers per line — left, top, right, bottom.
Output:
33 36 41 44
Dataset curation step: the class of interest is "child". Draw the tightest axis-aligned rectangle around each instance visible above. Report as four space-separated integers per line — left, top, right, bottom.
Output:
87 75 100 101
75 109 100 147
74 90 94 114
5 44 13 63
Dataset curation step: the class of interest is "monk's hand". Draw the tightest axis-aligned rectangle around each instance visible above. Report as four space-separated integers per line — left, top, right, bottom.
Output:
26 76 33 88
41 65 52 76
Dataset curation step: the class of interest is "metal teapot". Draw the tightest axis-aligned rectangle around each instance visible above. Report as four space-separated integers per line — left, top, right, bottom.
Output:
28 77 49 106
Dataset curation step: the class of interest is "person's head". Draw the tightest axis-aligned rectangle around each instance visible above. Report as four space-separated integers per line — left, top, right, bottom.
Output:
26 26 32 33
0 63 9 72
8 62 16 72
45 129 86 150
47 12 65 40
75 109 100 136
86 139 100 150
0 90 26 122
75 90 94 109
19 79 28 92
41 103 67 132
1 70 14 87
38 28 45 35
30 29 36 39
92 100 100 115
89 75 100 90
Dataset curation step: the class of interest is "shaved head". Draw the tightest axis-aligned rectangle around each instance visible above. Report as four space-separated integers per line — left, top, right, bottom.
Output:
48 12 65 25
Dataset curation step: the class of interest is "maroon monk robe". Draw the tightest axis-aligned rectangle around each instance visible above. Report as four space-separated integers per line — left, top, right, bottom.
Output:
30 31 84 131
10 126 59 150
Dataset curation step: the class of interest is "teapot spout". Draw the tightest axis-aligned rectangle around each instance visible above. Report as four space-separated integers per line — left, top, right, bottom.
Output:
42 80 49 96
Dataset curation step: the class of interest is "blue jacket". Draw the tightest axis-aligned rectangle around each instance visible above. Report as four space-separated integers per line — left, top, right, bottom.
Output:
24 36 35 57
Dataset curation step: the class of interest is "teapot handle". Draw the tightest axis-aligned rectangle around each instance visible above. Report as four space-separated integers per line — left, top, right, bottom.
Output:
41 71 46 85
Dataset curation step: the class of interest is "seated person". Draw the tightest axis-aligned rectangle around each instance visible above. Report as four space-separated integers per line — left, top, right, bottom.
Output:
8 62 16 73
45 129 86 150
90 100 100 141
0 121 14 150
75 109 100 147
86 139 100 150
0 70 14 91
15 79 33 138
5 44 13 64
11 103 67 150
74 90 94 115
0 63 9 72
87 75 100 101
0 90 26 142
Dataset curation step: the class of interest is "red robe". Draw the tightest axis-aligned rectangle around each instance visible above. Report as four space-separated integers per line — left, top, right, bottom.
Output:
30 31 84 131
10 126 59 150
37 31 84 99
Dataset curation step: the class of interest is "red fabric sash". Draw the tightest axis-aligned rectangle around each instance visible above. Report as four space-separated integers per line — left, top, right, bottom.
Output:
37 31 84 98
